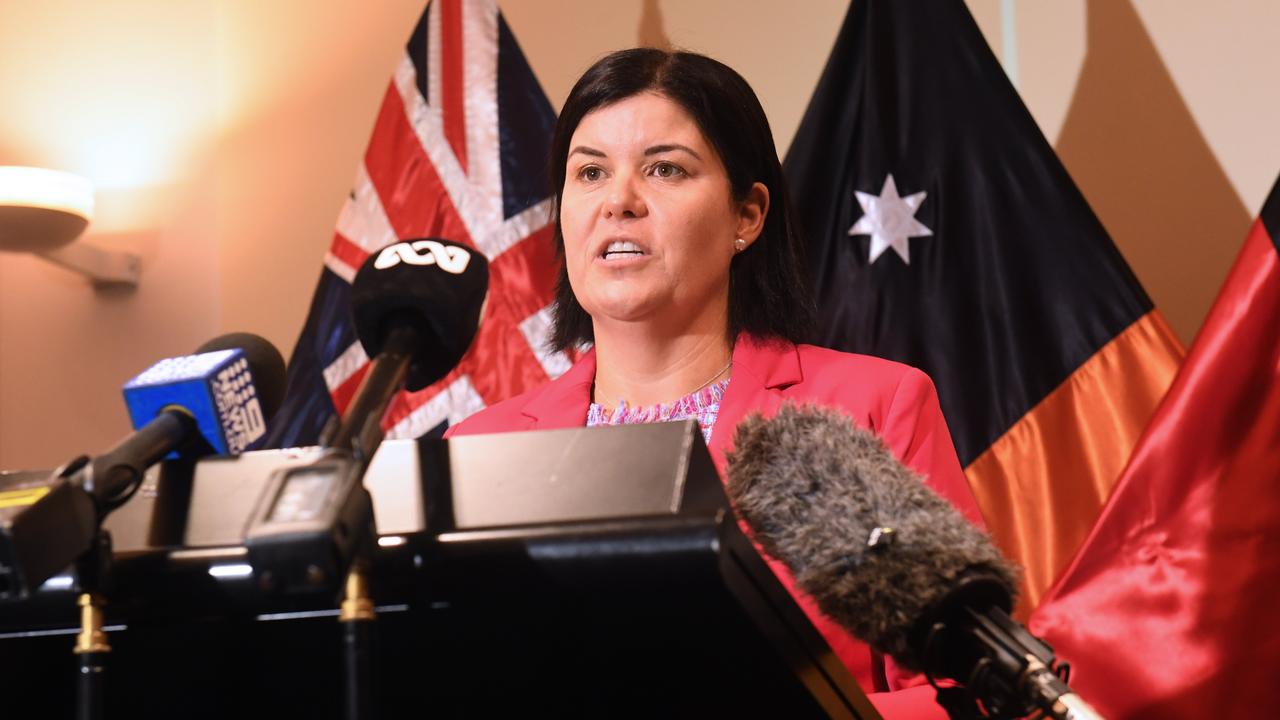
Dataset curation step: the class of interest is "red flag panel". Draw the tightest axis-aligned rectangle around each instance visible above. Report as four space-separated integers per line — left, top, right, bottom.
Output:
1031 191 1280 718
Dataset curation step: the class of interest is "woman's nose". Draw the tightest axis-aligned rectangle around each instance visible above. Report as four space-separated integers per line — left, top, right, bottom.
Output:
604 174 646 219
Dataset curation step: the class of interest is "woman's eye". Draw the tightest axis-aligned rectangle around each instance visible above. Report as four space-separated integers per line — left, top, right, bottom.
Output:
578 166 603 182
651 162 684 179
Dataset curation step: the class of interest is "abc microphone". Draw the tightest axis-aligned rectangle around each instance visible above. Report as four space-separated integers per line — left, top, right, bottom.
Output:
724 404 1104 720
337 237 489 452
245 238 489 595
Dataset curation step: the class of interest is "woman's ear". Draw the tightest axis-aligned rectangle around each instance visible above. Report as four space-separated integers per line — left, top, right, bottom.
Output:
735 182 770 248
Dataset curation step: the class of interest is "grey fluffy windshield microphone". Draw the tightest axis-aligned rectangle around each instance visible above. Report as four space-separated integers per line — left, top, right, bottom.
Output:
724 403 1103 720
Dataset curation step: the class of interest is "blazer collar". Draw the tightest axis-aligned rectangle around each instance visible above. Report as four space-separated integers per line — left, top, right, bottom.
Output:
517 334 802 429
520 347 597 428
729 334 802 390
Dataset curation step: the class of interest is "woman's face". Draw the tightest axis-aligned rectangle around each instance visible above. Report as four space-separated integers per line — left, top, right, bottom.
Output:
559 92 766 333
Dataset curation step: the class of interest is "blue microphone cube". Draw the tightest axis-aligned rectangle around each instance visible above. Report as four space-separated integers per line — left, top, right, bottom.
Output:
122 349 267 456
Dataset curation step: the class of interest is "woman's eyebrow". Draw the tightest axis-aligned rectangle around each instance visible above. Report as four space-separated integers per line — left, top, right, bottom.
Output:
568 145 606 158
644 143 701 159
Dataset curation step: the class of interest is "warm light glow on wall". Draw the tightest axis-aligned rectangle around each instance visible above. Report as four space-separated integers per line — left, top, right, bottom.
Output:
0 0 218 231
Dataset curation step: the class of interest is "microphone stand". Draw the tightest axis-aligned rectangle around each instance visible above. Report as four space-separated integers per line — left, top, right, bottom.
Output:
73 530 112 720
43 453 119 720
323 323 417 720
340 566 376 720
50 412 204 720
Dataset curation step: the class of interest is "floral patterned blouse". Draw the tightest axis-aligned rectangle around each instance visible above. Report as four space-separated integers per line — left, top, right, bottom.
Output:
585 378 730 444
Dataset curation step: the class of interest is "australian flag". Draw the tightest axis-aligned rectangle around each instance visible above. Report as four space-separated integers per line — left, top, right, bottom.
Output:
266 0 567 448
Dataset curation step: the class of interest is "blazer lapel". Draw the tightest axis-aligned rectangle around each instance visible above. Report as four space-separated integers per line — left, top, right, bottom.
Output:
520 348 597 430
708 335 803 466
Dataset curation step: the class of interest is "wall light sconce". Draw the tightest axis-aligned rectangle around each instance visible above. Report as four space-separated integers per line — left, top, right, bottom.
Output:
0 166 140 288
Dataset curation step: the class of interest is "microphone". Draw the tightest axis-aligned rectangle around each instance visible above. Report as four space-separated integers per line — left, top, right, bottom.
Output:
724 404 1103 720
91 332 287 506
244 238 488 595
329 237 489 452
0 333 287 599
352 238 489 389
193 331 287 420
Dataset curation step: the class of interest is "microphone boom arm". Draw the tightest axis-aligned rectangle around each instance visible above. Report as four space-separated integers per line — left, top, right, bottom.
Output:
924 601 1104 720
83 409 202 515
323 323 417 462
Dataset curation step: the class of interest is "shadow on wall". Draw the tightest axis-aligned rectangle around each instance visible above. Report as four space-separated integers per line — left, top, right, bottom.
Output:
638 0 672 50
1055 0 1250 346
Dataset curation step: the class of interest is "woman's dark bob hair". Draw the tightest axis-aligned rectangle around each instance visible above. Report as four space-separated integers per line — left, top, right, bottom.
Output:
546 48 815 351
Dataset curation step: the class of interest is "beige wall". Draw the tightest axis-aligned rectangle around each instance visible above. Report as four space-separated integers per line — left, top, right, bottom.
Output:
2 0 1278 469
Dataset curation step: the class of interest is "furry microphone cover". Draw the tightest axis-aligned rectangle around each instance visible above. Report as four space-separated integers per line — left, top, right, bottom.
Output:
724 403 1019 672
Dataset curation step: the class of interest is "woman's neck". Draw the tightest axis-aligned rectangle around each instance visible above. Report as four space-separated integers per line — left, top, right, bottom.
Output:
590 321 734 410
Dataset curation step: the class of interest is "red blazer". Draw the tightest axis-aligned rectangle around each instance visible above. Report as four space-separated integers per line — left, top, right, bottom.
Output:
447 334 982 718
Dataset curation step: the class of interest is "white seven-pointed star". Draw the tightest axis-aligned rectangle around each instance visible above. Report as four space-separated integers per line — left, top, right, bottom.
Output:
847 174 933 264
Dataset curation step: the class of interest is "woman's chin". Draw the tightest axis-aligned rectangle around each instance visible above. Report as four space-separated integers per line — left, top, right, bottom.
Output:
582 296 668 326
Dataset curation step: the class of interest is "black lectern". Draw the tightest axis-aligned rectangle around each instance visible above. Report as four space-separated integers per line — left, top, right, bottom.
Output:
0 421 880 719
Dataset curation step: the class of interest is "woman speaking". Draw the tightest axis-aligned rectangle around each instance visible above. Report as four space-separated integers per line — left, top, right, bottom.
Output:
446 48 982 718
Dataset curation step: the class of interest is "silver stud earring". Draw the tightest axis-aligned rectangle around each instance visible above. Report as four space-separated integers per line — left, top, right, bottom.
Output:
733 238 747 252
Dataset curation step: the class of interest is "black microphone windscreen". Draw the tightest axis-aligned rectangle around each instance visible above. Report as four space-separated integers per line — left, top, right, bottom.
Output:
194 332 288 420
724 403 1018 672
350 238 489 391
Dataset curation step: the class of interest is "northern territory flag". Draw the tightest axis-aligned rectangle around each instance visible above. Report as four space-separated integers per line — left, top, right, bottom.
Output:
265 0 565 448
784 0 1184 611
1030 175 1280 718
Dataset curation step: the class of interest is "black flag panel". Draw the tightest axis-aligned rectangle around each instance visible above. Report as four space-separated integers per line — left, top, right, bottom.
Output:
785 0 1183 610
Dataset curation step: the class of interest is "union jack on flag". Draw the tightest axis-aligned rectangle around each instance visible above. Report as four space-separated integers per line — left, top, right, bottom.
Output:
265 0 568 448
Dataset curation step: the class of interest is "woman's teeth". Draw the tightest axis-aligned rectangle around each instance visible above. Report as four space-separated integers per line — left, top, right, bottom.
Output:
603 240 644 259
